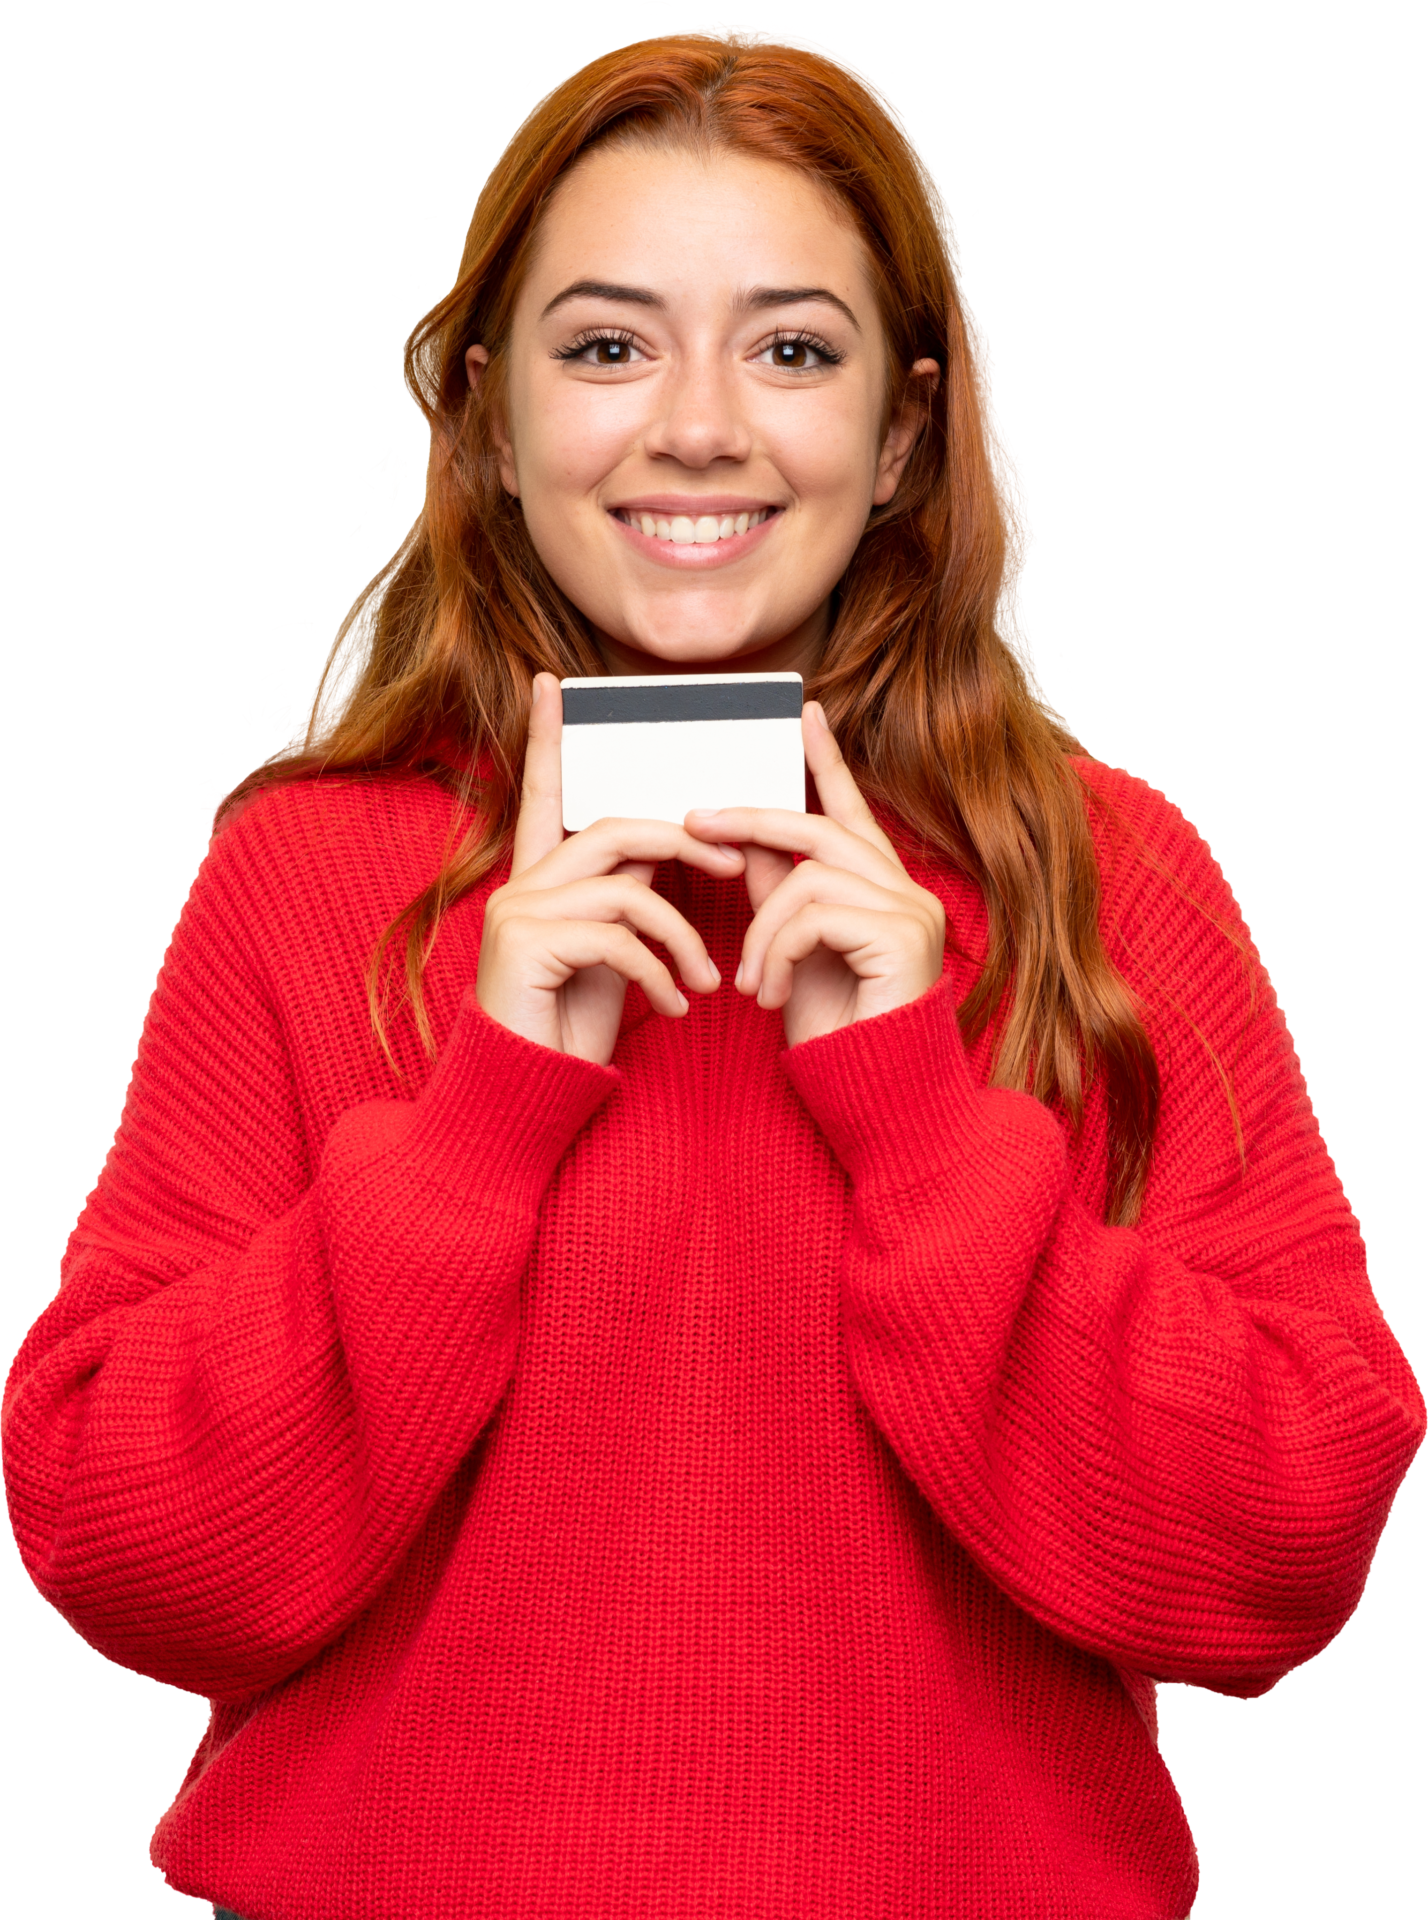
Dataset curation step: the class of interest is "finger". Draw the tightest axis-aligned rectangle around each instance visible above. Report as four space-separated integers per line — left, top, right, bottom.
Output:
742 843 793 912
755 903 927 1009
526 919 692 1018
800 703 904 861
496 875 721 990
511 673 566 877
735 862 915 993
515 816 746 890
685 804 901 889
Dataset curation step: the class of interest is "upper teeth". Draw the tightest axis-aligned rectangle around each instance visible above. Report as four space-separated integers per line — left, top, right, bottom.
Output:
619 508 771 543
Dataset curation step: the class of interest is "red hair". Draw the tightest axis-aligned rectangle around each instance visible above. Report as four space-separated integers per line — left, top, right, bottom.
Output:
221 33 1161 1223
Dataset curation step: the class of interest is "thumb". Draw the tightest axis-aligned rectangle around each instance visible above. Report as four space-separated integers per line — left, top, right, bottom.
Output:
511 673 565 875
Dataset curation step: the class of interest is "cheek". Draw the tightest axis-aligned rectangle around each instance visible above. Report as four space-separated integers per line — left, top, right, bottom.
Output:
767 387 884 508
517 377 646 499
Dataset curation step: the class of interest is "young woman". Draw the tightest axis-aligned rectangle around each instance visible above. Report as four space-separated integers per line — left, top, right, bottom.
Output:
4 34 1421 1920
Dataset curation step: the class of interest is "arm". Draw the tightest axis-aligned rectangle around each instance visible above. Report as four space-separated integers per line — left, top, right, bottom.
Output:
2 810 617 1702
780 793 1424 1697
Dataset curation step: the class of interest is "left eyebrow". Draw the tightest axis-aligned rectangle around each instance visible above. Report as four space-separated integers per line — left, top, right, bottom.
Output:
738 286 862 331
538 279 863 331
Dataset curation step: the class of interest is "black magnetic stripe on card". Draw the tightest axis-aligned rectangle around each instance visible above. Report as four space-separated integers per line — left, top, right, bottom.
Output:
561 681 803 725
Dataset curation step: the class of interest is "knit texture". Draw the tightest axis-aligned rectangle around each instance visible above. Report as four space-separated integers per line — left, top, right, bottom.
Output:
4 760 1421 1919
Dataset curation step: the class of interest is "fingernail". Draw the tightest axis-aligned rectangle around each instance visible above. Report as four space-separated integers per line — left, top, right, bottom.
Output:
716 842 740 860
807 701 829 730
675 992 689 1014
707 962 721 986
687 809 719 824
734 962 745 991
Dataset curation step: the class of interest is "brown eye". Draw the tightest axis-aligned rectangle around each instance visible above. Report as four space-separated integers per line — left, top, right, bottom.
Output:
756 333 841 371
553 332 644 367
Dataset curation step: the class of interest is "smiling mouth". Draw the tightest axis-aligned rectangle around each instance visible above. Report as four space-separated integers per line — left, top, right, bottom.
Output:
613 507 776 545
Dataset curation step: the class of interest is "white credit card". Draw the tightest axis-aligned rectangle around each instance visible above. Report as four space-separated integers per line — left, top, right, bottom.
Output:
559 672 806 831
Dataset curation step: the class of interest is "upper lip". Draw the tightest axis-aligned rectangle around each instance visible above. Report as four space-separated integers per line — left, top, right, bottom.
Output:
607 496 782 516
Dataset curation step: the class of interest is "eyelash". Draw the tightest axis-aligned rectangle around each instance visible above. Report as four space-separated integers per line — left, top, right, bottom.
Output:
552 328 641 364
550 327 846 368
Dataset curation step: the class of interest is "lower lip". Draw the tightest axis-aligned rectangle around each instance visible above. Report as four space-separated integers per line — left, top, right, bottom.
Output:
609 510 781 568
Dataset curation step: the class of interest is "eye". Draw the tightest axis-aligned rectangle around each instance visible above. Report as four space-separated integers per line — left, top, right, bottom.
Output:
754 331 844 371
553 330 646 367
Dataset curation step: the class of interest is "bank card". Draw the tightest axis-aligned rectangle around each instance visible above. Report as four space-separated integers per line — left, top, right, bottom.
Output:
559 672 806 832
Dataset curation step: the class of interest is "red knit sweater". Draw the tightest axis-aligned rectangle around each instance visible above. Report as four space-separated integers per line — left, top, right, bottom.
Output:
3 759 1421 1919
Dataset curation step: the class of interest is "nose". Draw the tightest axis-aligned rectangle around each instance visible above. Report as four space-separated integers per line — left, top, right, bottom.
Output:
643 349 752 470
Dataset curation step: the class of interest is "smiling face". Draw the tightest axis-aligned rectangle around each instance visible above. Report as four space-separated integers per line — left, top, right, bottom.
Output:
469 142 933 676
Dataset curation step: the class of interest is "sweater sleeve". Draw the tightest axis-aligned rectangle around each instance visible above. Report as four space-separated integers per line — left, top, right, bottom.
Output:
2 818 617 1702
781 785 1424 1698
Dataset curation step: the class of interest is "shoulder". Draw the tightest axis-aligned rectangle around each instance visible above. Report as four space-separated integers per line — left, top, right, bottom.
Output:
170 769 478 976
1071 755 1246 939
212 767 465 863
1070 755 1178 828
1072 756 1218 880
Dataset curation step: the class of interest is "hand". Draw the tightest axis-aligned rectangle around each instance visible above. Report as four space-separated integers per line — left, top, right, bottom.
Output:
476 673 745 1064
684 703 946 1048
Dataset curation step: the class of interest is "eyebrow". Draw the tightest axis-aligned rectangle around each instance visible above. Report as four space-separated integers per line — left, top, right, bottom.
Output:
539 280 861 330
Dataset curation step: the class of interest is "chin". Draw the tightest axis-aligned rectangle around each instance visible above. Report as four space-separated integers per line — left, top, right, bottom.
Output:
616 619 770 667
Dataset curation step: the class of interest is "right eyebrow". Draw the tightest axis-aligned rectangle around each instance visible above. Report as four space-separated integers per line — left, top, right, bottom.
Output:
539 281 665 320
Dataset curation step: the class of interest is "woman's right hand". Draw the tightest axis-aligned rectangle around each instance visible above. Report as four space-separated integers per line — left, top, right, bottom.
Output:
476 673 744 1064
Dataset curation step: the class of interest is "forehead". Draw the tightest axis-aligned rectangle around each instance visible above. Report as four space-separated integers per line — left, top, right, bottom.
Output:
518 142 878 320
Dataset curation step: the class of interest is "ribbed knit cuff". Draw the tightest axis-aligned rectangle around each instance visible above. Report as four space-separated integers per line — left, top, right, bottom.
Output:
401 986 620 1208
780 976 984 1190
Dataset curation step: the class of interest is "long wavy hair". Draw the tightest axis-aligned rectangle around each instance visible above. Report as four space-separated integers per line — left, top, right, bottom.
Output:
221 33 1161 1223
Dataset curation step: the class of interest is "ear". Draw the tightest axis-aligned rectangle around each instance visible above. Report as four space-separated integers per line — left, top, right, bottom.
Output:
871 357 941 507
464 343 519 497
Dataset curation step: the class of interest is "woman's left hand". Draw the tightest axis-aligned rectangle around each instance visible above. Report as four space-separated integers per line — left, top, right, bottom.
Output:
685 702 947 1047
